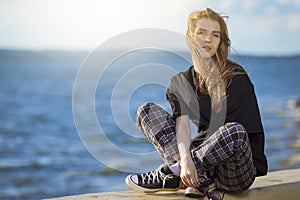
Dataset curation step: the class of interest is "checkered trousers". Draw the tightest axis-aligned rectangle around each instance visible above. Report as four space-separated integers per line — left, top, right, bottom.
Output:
136 102 256 192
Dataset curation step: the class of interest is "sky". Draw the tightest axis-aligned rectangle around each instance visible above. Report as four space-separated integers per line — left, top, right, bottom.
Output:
0 0 300 55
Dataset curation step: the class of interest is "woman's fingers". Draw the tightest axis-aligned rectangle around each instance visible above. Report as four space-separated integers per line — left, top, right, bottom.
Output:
188 171 199 187
181 174 198 187
193 170 199 186
180 163 200 187
182 176 189 186
181 175 191 187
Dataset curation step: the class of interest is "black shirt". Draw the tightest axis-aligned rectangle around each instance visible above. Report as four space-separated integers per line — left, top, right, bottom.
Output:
166 61 268 176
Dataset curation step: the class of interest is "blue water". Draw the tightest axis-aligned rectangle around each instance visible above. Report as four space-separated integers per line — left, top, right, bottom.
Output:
0 50 300 199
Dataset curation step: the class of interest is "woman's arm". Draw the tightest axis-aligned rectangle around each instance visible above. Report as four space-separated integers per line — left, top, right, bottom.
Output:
175 115 199 187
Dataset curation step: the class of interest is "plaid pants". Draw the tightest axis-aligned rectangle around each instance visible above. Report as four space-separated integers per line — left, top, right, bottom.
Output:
136 102 256 192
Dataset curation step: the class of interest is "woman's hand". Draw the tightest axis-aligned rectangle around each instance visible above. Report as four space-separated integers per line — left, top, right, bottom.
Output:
179 156 199 188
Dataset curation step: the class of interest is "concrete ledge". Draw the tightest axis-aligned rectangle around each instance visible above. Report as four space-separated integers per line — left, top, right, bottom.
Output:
47 168 300 200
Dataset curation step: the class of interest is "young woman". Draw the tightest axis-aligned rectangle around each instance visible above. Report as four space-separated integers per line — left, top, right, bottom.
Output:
125 8 267 197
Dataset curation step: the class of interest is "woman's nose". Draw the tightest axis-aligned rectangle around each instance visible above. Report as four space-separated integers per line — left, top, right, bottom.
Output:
204 34 211 42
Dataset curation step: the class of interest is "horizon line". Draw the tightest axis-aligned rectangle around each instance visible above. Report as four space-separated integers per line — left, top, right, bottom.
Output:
0 47 299 58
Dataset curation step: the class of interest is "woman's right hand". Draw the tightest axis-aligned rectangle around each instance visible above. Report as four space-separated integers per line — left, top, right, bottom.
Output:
179 156 199 188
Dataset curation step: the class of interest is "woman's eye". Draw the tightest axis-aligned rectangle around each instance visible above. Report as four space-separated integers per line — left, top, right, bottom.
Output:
196 29 206 35
213 34 220 38
196 30 204 35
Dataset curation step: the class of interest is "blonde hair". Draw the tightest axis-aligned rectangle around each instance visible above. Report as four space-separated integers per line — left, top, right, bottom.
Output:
186 8 243 112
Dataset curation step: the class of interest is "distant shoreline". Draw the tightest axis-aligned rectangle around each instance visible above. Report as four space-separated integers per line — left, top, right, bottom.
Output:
0 48 300 58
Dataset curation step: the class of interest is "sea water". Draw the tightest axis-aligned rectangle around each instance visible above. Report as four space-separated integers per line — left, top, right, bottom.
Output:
0 50 299 199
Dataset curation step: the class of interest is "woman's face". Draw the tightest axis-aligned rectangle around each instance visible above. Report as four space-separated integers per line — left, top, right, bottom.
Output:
192 18 221 58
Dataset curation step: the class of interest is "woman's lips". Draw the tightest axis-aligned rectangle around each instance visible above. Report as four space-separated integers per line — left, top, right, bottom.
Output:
203 46 212 52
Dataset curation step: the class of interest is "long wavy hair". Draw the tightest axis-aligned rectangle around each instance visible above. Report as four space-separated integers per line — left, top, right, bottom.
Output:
186 8 243 112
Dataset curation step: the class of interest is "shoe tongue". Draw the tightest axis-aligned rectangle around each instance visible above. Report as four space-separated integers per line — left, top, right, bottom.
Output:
162 165 173 175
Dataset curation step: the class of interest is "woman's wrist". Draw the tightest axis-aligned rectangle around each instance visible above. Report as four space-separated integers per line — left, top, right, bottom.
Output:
179 152 192 162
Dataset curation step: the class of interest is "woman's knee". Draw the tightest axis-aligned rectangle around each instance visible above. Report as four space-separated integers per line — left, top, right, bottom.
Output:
137 102 155 115
136 102 163 127
224 122 246 131
137 102 155 122
223 122 248 140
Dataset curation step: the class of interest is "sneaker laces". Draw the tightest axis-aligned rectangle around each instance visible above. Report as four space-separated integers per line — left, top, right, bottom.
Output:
140 164 175 188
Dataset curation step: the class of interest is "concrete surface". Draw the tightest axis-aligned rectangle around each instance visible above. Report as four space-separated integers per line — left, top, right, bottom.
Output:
46 168 300 200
